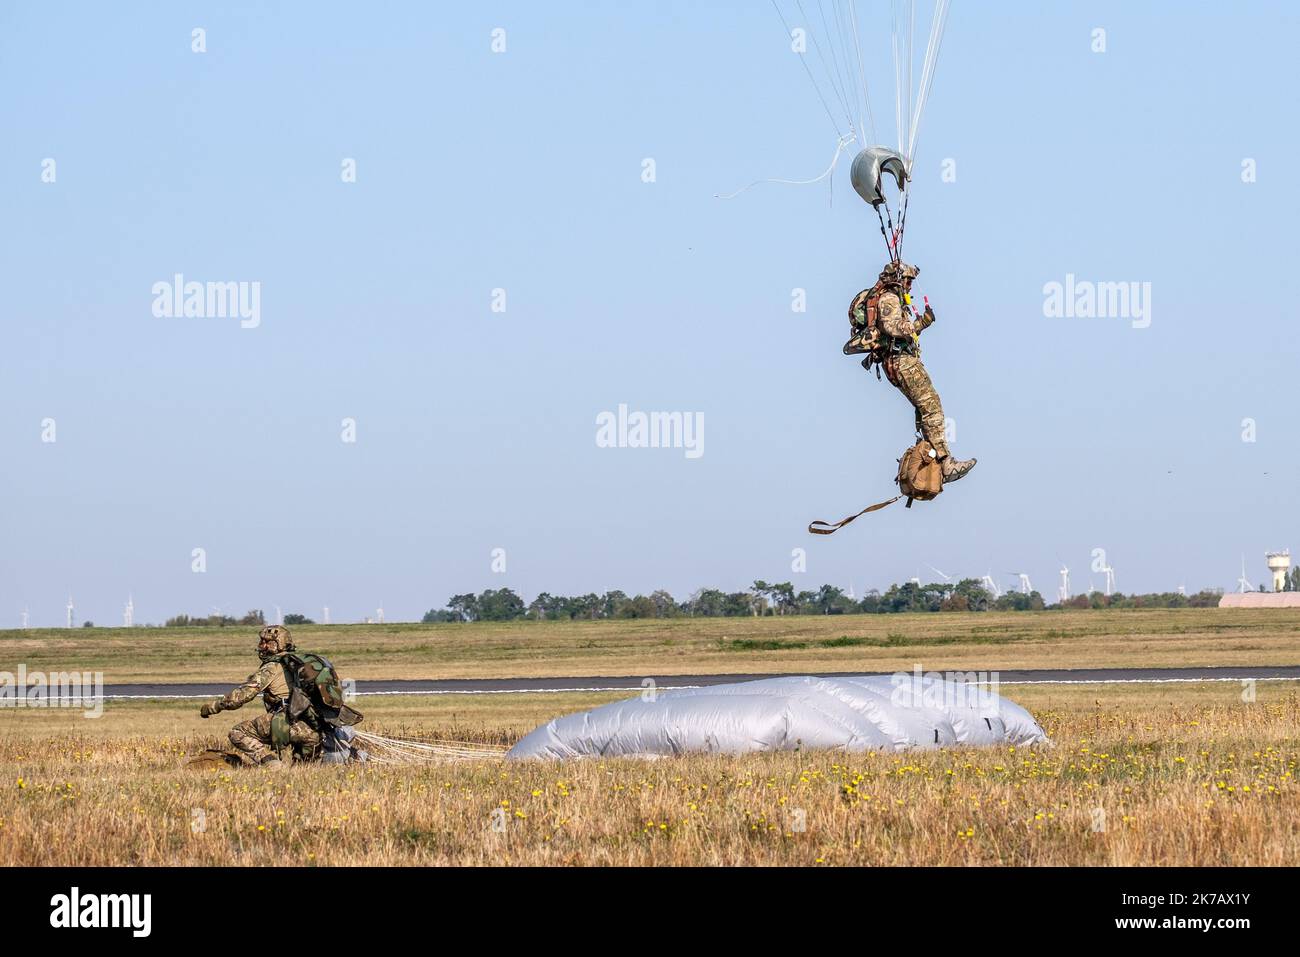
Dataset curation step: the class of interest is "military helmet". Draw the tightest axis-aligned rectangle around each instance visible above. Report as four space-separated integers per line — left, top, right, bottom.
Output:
257 624 294 661
879 260 919 287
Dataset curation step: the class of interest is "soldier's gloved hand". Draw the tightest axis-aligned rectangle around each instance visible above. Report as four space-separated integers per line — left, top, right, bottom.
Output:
199 702 218 718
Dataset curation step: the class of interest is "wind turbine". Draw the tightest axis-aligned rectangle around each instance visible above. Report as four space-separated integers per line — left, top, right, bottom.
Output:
1236 556 1252 594
1057 564 1070 604
20 608 29 629
323 606 331 625
1009 572 1033 595
981 574 1002 599
376 603 385 624
925 563 953 583
123 594 134 628
66 594 75 628
1102 564 1116 597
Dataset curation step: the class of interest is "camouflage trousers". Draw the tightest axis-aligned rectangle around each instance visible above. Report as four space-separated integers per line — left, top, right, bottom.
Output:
886 354 950 459
229 711 321 765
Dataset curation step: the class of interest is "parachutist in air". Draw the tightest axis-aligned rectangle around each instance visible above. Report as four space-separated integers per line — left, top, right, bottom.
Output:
843 260 976 485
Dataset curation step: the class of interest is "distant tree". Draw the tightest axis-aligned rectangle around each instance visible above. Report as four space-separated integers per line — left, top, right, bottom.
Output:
649 590 678 618
81 620 94 628
600 590 629 618
814 584 849 615
239 610 265 626
690 588 727 617
952 578 993 611
447 594 479 622
770 582 796 615
618 595 658 619
857 588 882 614
528 592 557 620
421 608 457 623
575 594 602 620
721 592 754 616
477 588 526 621
284 613 314 625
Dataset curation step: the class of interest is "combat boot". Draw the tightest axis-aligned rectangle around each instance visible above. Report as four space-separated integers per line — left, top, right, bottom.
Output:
259 754 286 770
941 456 976 484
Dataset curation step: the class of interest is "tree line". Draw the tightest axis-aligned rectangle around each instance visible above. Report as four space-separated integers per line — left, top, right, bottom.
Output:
420 580 1227 622
164 610 316 628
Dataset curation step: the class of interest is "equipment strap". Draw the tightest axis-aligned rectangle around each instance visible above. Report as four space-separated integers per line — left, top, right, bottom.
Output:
808 495 903 535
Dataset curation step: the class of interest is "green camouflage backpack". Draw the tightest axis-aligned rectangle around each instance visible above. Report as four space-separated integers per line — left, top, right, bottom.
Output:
280 652 363 729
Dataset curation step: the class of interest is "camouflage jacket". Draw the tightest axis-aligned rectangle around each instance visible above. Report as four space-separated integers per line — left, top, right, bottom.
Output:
207 657 292 715
877 291 935 340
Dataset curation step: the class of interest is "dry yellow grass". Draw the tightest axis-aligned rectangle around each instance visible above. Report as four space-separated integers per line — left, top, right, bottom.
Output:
2 682 1296 866
4 607 1300 684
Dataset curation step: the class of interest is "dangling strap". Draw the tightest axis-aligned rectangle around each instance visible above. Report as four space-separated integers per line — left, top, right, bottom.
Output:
808 495 902 535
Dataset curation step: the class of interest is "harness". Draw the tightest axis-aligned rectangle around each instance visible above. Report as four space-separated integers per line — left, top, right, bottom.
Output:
854 280 918 385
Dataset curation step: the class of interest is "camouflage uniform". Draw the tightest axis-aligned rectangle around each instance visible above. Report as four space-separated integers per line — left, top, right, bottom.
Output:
200 626 321 766
845 262 975 483
873 289 952 457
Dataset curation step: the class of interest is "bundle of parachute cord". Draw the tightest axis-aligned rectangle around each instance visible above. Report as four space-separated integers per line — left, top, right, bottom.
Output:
350 729 508 764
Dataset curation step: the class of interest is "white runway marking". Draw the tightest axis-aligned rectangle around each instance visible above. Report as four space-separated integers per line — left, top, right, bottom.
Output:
84 674 1300 701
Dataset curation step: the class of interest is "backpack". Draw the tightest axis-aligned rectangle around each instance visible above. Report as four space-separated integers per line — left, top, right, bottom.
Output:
896 439 943 505
280 652 364 729
807 439 943 534
848 283 885 352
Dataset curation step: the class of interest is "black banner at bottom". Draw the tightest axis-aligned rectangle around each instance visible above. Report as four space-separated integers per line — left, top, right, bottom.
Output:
0 866 1283 942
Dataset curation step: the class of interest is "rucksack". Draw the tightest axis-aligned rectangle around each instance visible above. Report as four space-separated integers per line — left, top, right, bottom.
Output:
280 652 363 729
848 283 885 352
896 439 943 504
808 439 944 534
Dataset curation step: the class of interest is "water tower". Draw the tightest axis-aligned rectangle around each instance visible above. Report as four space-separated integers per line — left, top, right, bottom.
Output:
1266 550 1291 592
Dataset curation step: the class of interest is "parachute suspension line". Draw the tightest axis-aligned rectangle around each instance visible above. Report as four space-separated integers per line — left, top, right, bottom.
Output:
906 0 951 161
891 1 904 155
896 187 911 263
874 205 894 261
770 0 845 139
827 0 865 148
715 132 856 200
906 0 916 164
846 0 877 145
352 730 508 764
792 0 855 135
879 196 901 262
811 0 855 131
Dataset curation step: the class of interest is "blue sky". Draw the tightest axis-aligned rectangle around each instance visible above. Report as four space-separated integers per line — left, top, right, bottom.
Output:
2 2 1297 626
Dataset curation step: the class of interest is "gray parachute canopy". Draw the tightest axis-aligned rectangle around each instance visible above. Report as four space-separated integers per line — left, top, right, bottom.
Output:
507 675 1048 760
850 147 909 207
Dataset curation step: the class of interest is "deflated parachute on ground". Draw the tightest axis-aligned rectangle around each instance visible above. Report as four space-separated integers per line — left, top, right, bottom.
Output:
507 675 1048 760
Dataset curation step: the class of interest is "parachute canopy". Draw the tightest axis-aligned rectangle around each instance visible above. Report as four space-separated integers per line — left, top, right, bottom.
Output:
850 146 909 207
507 675 1048 760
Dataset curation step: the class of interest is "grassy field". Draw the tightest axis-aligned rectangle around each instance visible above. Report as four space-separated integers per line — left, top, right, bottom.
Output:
3 607 1299 684
4 609 1297 866
1 681 1297 866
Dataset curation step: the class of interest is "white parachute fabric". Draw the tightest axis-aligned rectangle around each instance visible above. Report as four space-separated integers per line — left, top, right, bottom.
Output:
507 675 1048 760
